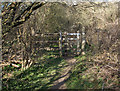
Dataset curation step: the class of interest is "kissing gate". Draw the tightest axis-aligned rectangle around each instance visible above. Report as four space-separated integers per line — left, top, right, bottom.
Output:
59 31 81 56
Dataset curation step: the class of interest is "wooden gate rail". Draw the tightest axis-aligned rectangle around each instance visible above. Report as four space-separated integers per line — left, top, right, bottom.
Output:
59 30 81 56
33 31 81 57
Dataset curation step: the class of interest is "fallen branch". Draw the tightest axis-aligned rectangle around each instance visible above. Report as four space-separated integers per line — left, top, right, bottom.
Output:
0 63 10 67
0 63 20 68
11 63 20 68
104 65 118 71
11 60 22 64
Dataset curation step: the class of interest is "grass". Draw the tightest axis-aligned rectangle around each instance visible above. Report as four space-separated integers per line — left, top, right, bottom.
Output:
2 54 67 90
4 44 116 90
66 55 103 89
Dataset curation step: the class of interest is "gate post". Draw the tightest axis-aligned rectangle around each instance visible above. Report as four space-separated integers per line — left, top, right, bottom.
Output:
77 30 80 55
81 26 86 55
59 31 62 57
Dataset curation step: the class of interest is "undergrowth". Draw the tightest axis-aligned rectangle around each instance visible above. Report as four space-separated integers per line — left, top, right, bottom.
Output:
2 54 67 90
66 52 119 90
66 54 103 89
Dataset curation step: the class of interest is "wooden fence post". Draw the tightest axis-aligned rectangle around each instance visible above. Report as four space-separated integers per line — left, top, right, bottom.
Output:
66 32 69 53
59 31 62 57
81 26 86 55
77 30 80 55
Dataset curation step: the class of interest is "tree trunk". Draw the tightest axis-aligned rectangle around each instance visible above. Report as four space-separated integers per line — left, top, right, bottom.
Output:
0 8 2 91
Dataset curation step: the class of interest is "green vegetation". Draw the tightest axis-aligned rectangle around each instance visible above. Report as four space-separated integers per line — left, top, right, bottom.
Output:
1 2 119 90
66 55 103 89
3 54 67 90
66 53 119 89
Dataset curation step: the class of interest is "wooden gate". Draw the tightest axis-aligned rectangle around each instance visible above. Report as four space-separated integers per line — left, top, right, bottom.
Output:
32 30 81 57
59 31 81 56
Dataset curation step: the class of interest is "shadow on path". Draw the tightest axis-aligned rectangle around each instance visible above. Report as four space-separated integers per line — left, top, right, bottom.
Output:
51 57 76 89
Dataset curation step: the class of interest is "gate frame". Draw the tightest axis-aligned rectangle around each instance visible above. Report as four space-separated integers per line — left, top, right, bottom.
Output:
59 30 81 56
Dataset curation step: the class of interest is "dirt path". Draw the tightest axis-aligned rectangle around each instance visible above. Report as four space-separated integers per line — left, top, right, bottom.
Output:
51 57 77 89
